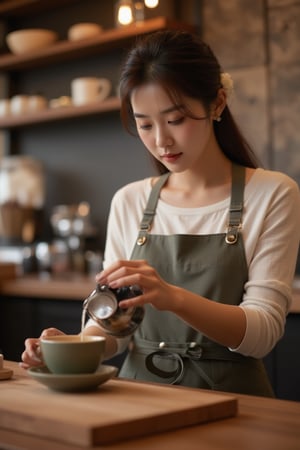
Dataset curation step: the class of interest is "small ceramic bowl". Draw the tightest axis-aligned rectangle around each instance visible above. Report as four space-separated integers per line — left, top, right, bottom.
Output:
68 23 103 41
6 29 58 54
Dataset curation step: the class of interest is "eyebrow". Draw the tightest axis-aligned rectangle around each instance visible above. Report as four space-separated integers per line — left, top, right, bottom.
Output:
133 104 183 118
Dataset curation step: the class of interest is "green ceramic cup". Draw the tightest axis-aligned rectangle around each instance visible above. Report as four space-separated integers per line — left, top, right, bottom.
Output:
40 335 106 374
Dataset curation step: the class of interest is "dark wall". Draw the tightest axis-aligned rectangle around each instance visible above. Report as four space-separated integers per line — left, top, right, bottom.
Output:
15 115 153 246
11 48 155 246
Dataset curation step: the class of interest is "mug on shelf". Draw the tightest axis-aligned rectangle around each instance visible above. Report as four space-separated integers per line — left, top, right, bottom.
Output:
10 95 29 115
27 95 47 113
0 99 10 117
71 77 111 106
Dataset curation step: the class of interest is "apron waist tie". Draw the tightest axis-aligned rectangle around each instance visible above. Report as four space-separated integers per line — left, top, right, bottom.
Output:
145 350 186 385
134 338 248 386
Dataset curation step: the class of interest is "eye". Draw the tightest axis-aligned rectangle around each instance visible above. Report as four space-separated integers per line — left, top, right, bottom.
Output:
134 118 152 130
138 123 152 130
168 116 185 125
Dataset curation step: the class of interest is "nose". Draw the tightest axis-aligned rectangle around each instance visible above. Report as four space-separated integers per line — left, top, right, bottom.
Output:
155 127 173 149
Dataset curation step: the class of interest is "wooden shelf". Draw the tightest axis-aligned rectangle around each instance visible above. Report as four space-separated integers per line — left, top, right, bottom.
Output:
0 17 194 72
0 96 121 129
0 17 193 128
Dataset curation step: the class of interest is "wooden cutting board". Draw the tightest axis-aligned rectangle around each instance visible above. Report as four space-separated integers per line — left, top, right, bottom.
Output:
0 370 237 447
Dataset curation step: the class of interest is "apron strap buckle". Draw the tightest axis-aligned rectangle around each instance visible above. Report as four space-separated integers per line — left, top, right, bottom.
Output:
225 225 240 244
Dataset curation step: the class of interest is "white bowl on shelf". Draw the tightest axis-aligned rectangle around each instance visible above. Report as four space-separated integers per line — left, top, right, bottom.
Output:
6 28 58 54
68 22 103 41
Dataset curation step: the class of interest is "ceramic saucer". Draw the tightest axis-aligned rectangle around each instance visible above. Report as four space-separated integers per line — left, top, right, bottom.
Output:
28 365 118 392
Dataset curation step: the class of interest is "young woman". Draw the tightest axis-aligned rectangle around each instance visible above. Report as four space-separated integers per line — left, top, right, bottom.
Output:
21 30 300 397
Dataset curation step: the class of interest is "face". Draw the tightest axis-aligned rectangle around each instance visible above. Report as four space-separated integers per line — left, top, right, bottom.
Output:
131 82 217 173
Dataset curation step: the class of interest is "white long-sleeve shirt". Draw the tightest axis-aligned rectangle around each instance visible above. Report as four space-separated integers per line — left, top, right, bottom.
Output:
102 168 300 358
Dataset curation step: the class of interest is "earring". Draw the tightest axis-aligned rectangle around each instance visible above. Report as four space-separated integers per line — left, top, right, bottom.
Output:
214 116 222 122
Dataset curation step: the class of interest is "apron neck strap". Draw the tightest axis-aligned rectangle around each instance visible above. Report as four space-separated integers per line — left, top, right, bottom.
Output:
137 165 246 246
139 172 170 232
136 172 170 246
226 163 245 244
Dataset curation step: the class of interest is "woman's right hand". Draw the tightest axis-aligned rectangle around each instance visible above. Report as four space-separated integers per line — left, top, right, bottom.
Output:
20 327 65 370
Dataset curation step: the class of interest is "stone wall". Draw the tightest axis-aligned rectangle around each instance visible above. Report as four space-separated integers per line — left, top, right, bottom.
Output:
201 0 300 185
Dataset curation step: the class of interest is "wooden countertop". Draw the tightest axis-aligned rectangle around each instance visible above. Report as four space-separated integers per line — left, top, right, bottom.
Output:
1 273 300 312
0 361 300 450
0 273 95 301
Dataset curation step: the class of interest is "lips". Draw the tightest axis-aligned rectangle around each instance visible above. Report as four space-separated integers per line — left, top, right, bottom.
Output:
161 153 182 163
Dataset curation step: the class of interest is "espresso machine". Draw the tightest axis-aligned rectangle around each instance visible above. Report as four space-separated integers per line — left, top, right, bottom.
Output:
45 202 102 274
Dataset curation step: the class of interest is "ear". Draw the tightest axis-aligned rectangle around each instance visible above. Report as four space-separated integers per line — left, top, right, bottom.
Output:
210 88 227 121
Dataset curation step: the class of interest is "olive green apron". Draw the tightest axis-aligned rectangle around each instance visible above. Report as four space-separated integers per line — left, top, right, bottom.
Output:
119 164 274 397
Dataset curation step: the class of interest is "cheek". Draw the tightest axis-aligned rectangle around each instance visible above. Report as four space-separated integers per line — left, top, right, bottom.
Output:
182 122 200 137
172 126 194 145
137 130 153 149
182 121 211 143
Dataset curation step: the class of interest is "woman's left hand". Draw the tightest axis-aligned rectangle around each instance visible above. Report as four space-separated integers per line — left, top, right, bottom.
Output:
95 259 178 311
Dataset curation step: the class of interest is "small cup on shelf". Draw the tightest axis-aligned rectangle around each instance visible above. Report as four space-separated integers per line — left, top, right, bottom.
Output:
10 95 29 115
0 99 11 117
71 77 111 106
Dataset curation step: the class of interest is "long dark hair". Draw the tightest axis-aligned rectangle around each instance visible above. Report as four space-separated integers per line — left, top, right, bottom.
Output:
119 30 260 173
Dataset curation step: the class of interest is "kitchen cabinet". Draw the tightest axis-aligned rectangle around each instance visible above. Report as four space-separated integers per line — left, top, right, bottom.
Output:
0 294 83 360
264 313 300 401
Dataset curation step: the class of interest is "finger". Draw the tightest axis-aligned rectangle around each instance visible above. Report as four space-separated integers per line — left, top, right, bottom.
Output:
19 362 30 370
23 341 40 363
118 294 144 309
23 338 41 359
40 328 64 338
21 346 43 367
96 260 147 283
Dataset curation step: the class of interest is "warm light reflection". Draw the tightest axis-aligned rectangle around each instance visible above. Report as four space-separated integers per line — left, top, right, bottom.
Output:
115 0 158 27
77 201 90 217
144 0 159 8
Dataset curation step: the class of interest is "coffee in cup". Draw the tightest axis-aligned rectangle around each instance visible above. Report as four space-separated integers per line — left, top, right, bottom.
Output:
40 335 106 374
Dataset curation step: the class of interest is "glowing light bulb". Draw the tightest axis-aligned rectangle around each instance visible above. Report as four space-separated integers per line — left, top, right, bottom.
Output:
117 4 134 26
144 0 159 8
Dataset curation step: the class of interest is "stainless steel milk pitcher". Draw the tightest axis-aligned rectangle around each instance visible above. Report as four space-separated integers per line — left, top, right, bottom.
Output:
83 285 144 337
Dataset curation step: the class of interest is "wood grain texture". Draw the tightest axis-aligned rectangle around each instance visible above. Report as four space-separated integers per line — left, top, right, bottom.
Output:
0 362 237 446
1 362 300 450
